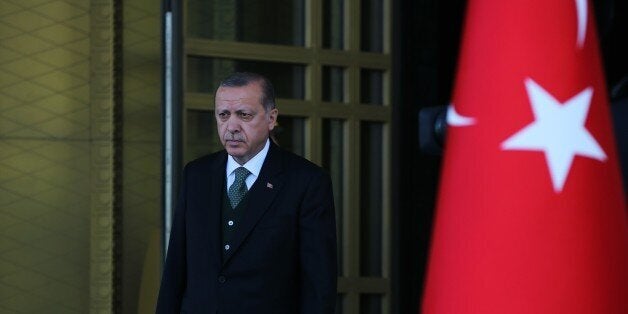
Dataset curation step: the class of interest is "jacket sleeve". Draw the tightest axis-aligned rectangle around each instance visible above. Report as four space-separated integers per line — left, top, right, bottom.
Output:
155 166 188 314
299 170 338 314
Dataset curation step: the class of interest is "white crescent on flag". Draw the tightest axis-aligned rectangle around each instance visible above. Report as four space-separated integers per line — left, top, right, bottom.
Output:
576 0 587 48
447 103 477 126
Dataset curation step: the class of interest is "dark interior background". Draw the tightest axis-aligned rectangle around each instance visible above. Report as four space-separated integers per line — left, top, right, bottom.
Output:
391 0 628 313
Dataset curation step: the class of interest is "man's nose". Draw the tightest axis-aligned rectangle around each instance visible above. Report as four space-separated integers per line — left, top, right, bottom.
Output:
226 117 240 133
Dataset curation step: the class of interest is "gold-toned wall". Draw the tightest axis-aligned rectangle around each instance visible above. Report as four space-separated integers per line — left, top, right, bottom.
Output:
121 0 162 312
0 0 115 313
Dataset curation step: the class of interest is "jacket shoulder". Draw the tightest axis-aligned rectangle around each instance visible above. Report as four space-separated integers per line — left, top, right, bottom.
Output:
184 150 225 171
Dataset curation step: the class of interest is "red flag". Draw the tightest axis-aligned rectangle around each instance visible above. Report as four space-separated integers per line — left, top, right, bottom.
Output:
422 0 628 313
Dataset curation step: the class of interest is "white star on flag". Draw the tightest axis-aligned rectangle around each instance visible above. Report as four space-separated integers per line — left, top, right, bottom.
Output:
501 78 607 193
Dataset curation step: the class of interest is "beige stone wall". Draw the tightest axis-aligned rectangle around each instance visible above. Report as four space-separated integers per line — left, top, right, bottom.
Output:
121 0 162 312
0 0 115 312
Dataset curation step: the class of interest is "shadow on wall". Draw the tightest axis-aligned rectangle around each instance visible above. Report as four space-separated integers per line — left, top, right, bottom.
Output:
137 228 161 314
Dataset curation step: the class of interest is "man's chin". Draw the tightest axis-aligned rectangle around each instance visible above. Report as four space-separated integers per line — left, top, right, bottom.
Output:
225 147 246 158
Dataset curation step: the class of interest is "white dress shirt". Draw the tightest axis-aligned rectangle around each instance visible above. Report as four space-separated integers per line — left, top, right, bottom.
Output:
225 139 270 190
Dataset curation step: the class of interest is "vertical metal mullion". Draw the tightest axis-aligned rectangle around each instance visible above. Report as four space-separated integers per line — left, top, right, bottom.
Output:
345 0 362 312
309 0 322 165
162 0 183 256
382 122 392 314
346 117 361 314
381 1 392 313
383 0 391 54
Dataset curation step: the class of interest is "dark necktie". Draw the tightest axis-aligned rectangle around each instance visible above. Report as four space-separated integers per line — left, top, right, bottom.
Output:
228 167 250 208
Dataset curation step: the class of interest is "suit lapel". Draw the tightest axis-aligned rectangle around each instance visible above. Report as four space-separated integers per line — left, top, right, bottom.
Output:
198 152 226 273
222 143 284 266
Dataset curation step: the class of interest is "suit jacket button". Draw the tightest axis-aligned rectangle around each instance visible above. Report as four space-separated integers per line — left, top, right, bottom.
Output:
218 275 226 283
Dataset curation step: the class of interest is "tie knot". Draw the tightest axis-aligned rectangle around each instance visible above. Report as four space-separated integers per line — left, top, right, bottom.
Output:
234 167 250 182
229 167 251 208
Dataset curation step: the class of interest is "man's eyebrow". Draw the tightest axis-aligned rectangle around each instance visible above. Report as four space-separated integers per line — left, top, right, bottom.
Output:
235 109 255 113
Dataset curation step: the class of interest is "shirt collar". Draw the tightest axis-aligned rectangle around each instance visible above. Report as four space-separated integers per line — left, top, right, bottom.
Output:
226 138 270 178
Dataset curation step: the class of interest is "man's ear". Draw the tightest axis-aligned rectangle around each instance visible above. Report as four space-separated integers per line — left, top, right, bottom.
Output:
268 108 278 130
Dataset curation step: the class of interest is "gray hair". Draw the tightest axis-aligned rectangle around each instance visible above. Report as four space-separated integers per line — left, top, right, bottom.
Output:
217 72 276 112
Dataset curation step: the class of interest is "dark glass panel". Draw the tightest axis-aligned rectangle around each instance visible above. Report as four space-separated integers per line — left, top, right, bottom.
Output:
323 0 344 49
336 293 345 314
322 66 346 103
273 116 305 157
360 0 384 52
322 119 345 275
359 294 382 314
359 122 383 276
187 56 306 100
188 0 305 46
185 109 221 162
360 68 384 105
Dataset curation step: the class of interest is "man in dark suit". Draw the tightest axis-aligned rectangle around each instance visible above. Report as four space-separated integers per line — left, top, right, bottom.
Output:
156 72 337 313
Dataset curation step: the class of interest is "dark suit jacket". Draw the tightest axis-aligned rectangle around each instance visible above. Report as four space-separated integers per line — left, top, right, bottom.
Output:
156 142 337 314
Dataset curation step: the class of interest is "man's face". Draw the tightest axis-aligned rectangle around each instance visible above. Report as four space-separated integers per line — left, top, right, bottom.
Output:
215 82 277 165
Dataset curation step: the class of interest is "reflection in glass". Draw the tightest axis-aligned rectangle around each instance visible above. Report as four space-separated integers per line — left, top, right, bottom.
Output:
360 122 383 276
187 56 306 100
322 119 345 275
188 0 305 46
186 109 221 162
323 0 344 49
360 69 384 105
273 116 305 157
361 0 384 52
360 294 383 314
322 66 346 103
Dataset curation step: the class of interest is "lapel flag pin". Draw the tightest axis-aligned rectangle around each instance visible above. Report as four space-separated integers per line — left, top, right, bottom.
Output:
266 182 273 189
